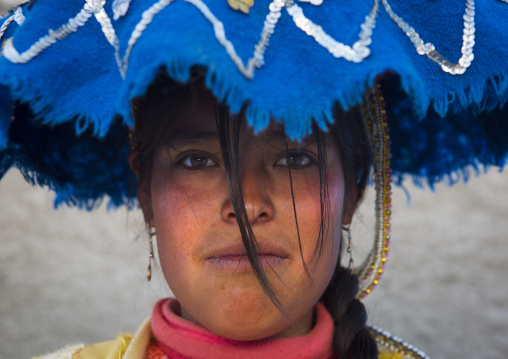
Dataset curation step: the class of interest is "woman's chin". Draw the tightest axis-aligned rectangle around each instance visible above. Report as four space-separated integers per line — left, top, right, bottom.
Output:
181 293 293 341
174 269 318 341
193 297 313 341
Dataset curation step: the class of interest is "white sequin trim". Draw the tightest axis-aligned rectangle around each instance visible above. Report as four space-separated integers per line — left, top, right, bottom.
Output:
113 0 132 20
298 0 323 5
88 0 125 77
3 5 94 64
184 0 284 79
0 12 15 41
13 6 24 25
287 0 378 63
120 0 174 78
381 0 476 75
1 0 500 78
0 7 23 45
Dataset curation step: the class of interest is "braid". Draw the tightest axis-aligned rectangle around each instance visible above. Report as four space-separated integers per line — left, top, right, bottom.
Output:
319 102 375 358
320 266 378 359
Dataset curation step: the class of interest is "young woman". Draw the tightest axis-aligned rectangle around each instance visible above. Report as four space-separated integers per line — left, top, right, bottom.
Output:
1 1 506 359
126 73 376 358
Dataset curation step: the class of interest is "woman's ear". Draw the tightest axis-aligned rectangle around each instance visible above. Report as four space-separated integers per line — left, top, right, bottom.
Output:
342 178 359 226
129 150 155 226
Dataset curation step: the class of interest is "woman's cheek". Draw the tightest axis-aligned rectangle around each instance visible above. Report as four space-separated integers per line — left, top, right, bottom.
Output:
152 169 219 222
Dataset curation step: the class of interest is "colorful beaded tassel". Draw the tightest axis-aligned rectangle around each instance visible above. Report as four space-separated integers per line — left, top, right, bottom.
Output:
355 84 392 299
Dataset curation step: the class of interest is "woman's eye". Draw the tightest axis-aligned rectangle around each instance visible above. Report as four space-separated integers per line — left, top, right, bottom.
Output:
276 152 313 168
179 155 217 169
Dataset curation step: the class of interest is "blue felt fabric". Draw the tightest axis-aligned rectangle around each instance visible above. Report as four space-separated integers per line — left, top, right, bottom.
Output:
1 104 134 209
0 0 507 208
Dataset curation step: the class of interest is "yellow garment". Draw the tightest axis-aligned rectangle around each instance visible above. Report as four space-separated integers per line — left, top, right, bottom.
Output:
72 334 132 359
73 318 151 359
34 344 85 359
32 318 151 359
379 350 407 359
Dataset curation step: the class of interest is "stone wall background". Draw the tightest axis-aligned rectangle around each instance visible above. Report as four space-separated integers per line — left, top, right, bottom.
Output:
1 168 507 359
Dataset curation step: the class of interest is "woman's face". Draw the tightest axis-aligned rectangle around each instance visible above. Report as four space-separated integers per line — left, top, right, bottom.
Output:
138 89 353 341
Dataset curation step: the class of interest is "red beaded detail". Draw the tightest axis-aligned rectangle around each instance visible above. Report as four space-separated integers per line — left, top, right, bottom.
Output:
145 344 170 359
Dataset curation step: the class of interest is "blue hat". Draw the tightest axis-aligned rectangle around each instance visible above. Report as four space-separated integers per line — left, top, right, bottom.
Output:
0 0 507 208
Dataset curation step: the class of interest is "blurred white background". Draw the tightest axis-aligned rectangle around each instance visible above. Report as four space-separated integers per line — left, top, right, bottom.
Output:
1 168 507 359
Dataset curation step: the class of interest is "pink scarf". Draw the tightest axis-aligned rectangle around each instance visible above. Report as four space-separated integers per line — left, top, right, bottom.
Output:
150 298 335 359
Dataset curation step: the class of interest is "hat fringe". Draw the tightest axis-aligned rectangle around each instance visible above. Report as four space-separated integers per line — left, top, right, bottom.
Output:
432 71 508 118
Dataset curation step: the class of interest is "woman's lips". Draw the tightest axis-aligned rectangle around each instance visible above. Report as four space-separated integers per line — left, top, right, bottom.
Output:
203 242 289 269
205 254 288 269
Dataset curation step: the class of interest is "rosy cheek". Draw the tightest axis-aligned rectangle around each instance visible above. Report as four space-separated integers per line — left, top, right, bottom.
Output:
150 174 219 259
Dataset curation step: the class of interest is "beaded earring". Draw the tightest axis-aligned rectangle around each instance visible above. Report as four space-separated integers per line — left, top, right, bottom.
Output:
343 226 354 274
147 227 156 282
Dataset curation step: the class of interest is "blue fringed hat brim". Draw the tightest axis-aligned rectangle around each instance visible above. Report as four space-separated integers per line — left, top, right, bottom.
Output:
0 0 507 208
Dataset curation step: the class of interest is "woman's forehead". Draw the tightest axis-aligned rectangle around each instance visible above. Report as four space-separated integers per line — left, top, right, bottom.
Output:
167 117 317 148
160 86 319 146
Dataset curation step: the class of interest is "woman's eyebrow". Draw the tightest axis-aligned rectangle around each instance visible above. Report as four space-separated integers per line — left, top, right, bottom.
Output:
169 130 219 144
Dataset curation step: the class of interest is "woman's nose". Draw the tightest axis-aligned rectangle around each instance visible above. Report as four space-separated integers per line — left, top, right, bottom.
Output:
221 164 275 225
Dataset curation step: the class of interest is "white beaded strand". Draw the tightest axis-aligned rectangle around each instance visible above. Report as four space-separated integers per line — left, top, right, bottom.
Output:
381 0 476 75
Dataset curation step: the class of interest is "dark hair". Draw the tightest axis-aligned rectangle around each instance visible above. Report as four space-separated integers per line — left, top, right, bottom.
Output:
132 69 377 358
